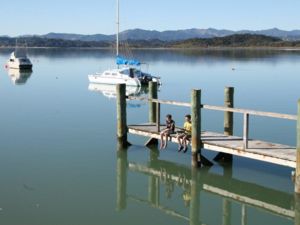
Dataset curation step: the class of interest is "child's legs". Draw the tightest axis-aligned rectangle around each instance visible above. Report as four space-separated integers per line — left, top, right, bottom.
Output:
183 135 188 147
177 133 185 146
160 129 168 141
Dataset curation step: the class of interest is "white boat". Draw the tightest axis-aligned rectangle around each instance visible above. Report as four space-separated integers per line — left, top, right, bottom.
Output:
6 40 32 70
7 68 32 85
6 51 32 70
89 68 141 86
88 0 161 87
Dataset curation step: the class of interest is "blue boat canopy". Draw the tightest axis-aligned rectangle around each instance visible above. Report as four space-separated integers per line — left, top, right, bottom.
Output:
116 55 141 66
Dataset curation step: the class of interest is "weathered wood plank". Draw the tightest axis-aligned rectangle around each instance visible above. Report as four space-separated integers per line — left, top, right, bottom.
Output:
202 104 297 120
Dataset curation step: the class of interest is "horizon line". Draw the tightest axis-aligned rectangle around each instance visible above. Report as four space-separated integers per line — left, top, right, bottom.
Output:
2 27 300 37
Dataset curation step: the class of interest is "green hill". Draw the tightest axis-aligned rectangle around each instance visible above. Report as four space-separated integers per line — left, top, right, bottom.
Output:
1 34 300 48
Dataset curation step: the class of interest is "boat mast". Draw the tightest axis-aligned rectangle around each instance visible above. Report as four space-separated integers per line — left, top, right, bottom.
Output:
116 0 119 57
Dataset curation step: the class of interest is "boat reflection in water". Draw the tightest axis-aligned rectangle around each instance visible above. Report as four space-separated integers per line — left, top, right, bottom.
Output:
7 68 33 85
88 83 149 99
116 145 297 225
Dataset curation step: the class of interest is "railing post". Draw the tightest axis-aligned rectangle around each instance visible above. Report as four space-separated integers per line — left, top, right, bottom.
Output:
295 100 300 193
191 89 202 167
224 87 234 135
156 102 161 132
214 87 234 162
149 81 158 124
116 83 128 147
243 113 249 149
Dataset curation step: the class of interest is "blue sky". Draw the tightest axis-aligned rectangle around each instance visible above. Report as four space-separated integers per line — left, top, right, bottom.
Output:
1 0 299 36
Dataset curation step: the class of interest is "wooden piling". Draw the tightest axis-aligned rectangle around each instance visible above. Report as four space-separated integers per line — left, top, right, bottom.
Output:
295 99 300 193
243 113 249 149
191 89 202 167
214 87 234 162
116 83 128 147
156 102 161 132
224 87 234 135
149 81 158 123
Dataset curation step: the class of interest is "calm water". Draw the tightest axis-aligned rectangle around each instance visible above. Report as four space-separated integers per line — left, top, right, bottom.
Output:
0 48 299 225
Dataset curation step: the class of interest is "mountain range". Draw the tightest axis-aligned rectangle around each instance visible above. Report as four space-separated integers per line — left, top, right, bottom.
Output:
13 28 300 42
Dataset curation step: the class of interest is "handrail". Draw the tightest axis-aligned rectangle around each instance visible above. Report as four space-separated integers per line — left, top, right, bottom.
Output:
127 96 297 121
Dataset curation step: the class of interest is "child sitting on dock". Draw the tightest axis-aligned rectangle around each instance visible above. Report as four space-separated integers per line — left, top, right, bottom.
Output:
177 114 192 153
160 114 175 149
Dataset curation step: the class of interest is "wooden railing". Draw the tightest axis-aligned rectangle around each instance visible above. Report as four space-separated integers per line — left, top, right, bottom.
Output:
128 92 297 150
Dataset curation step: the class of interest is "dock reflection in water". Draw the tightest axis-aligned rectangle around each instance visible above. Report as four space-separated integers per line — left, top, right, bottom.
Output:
116 145 298 225
6 68 33 85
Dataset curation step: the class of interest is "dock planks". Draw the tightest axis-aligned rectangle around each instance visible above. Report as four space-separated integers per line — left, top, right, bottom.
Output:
128 123 296 168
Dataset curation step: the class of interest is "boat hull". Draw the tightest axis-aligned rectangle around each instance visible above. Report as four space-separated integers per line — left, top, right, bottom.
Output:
7 61 32 70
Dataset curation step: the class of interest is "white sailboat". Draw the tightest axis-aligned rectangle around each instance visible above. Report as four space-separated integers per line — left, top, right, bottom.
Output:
6 40 32 70
88 0 161 87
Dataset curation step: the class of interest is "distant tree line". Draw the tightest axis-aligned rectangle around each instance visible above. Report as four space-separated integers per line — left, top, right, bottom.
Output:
1 34 300 48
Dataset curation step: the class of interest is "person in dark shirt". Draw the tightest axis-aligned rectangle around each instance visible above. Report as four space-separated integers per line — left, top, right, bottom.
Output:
160 114 175 149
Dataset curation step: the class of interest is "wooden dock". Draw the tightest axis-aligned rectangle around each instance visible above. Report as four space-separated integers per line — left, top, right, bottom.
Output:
128 123 296 168
115 83 300 193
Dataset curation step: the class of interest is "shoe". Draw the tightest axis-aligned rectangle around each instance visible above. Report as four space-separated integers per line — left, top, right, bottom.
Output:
178 146 183 152
183 146 188 153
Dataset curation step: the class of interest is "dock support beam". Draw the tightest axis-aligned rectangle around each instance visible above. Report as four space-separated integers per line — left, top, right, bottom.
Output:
149 81 158 123
116 83 129 148
295 99 300 193
224 87 234 136
214 87 234 162
191 89 202 167
146 81 159 146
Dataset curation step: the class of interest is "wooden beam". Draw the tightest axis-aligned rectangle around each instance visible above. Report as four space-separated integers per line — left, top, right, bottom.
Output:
116 83 128 147
191 89 202 167
215 87 234 162
203 104 297 120
224 87 234 135
243 113 249 149
149 81 158 123
156 102 161 132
